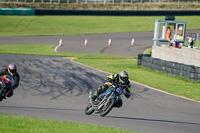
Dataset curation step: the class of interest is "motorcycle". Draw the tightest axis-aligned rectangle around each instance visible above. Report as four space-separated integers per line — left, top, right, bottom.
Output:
0 75 14 101
85 85 123 117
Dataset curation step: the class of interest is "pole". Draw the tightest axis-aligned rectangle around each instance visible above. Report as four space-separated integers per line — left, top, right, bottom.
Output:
197 33 199 49
104 0 106 5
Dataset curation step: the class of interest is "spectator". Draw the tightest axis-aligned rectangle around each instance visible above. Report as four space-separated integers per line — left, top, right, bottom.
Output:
166 27 171 40
168 38 181 49
186 35 194 48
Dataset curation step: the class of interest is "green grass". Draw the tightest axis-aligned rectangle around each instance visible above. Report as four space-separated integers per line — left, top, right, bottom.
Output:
144 48 152 54
0 114 138 133
0 44 133 59
0 44 199 101
0 16 200 36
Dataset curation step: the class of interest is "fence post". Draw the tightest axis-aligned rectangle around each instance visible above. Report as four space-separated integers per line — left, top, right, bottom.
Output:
197 33 199 49
104 0 106 5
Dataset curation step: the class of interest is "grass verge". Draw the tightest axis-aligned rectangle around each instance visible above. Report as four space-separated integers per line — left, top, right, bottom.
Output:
0 44 199 101
0 44 133 59
0 16 200 36
0 114 138 133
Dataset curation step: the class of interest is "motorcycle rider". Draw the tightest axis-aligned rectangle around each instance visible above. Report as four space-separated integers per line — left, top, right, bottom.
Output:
0 64 20 98
91 71 131 108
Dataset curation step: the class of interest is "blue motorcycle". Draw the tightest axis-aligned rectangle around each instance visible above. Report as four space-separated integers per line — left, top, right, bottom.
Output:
85 86 123 117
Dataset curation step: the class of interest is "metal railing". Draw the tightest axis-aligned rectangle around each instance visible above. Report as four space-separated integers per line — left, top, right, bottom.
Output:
0 0 199 4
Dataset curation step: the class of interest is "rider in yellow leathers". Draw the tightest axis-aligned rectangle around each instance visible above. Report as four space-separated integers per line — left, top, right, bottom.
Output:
91 71 131 107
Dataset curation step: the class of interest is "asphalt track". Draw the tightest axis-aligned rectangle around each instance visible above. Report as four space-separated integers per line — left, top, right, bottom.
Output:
0 31 200 133
0 32 154 56
1 30 200 56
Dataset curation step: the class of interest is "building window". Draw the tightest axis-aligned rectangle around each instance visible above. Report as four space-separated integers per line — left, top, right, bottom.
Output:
175 24 184 40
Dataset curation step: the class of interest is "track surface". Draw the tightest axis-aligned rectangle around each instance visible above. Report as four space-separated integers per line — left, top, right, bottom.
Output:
0 32 154 56
0 54 199 133
0 31 200 133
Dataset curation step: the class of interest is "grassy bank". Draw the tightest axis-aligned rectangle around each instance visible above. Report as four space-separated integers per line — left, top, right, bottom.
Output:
0 114 137 133
0 44 199 101
0 16 200 36
1 2 200 10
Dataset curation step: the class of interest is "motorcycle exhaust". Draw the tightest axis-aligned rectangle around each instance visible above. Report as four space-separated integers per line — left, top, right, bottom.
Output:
97 100 106 110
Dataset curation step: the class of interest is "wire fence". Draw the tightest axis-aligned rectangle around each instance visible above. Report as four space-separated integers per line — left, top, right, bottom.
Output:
0 0 199 4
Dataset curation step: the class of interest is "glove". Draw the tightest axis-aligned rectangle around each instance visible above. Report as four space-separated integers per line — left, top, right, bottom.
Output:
104 76 109 81
112 83 118 88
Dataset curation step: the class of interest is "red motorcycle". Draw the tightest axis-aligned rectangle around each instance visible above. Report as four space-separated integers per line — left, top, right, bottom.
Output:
0 75 14 101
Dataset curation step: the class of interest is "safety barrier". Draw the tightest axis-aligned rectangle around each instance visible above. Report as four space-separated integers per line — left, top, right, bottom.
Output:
138 54 200 82
0 8 35 15
35 10 200 16
0 9 200 16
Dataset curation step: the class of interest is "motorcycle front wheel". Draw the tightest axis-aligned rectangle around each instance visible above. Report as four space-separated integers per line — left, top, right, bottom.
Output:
100 98 115 117
85 103 95 115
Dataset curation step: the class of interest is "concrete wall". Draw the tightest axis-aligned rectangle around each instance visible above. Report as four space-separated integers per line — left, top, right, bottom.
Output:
152 45 200 67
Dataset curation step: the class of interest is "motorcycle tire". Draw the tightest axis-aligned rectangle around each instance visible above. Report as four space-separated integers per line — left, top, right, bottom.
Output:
85 103 95 115
0 91 5 102
100 98 115 117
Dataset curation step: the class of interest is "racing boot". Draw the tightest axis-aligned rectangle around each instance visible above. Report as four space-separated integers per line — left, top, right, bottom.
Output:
91 86 105 102
91 91 98 101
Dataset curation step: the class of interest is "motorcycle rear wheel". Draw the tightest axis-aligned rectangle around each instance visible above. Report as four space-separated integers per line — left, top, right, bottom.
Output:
0 91 5 102
85 103 95 115
100 98 115 117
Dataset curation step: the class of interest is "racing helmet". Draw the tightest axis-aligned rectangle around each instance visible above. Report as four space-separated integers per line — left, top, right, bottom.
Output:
8 64 17 76
119 71 129 84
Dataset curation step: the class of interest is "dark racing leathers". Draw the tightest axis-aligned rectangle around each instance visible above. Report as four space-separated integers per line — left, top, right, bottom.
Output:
0 68 20 97
92 74 131 108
